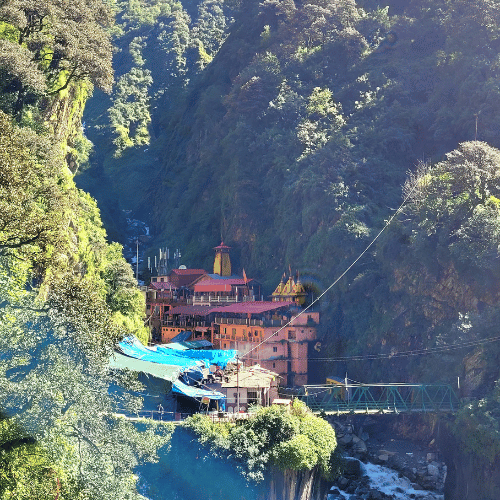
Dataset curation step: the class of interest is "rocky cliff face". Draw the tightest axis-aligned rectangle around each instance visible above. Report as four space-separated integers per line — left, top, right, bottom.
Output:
266 466 330 500
439 422 500 500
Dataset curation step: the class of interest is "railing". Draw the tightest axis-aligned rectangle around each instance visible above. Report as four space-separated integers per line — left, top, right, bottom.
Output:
214 333 262 342
214 317 286 327
113 410 191 422
113 409 255 424
290 383 460 414
161 320 211 328
192 295 239 304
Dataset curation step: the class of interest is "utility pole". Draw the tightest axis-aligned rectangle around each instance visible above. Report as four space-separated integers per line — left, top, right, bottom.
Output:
236 354 240 414
135 239 139 281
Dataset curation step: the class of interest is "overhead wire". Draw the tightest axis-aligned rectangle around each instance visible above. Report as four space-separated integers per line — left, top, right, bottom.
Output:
242 334 500 363
241 178 420 361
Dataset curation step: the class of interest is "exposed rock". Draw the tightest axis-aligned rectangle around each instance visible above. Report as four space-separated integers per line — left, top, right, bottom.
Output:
427 462 440 477
351 435 368 455
343 457 362 478
338 433 353 445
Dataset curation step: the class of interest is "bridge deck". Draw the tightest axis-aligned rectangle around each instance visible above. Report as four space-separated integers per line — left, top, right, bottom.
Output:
286 383 460 414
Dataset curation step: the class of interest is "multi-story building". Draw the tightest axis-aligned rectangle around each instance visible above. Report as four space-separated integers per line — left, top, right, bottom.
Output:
145 242 318 386
211 302 318 387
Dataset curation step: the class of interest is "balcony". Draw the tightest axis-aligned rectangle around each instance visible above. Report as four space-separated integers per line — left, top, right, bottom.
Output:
214 317 286 327
191 295 239 305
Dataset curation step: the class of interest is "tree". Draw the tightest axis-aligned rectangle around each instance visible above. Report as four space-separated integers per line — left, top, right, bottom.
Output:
0 0 113 115
183 400 337 483
403 141 500 273
0 110 67 262
0 252 172 500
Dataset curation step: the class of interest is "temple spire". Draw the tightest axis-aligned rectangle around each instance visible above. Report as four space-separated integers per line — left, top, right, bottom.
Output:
213 241 232 276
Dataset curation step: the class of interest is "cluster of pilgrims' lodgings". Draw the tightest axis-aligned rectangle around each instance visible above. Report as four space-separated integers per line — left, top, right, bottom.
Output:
144 242 318 387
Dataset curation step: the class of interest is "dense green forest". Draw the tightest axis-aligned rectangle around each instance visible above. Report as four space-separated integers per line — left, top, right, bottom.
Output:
81 0 500 385
78 0 500 489
3 0 500 496
0 1 171 498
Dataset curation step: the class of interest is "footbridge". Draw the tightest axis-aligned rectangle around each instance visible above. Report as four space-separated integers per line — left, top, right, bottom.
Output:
283 383 460 415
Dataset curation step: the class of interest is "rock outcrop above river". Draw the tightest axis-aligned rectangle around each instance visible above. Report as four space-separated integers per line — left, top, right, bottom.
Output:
327 416 447 500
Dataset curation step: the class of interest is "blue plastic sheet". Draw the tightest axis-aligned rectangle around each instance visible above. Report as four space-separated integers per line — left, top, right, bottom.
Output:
118 337 205 380
172 379 225 400
156 346 238 369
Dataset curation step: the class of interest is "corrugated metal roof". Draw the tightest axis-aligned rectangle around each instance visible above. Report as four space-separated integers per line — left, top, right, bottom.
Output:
167 305 219 316
194 278 247 292
213 301 295 315
148 281 178 290
221 366 279 388
109 352 181 382
170 268 206 275
170 331 192 342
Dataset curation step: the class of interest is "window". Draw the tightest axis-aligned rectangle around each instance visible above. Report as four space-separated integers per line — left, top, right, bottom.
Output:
288 330 296 340
272 362 276 368
247 391 258 405
232 328 236 336
273 346 278 353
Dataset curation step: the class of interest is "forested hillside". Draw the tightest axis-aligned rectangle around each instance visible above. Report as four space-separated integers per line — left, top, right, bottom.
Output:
77 2 500 493
0 1 171 498
81 0 500 383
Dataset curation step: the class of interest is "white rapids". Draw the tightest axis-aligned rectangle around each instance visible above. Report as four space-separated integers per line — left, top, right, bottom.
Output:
328 460 444 500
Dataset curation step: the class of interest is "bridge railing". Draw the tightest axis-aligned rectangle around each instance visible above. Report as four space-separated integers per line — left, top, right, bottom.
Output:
290 383 460 414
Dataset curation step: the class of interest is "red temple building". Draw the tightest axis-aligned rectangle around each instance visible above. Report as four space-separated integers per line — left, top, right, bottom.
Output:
144 242 318 386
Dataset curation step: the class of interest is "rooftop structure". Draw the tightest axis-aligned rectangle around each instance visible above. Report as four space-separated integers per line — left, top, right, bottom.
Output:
272 272 307 306
213 241 231 276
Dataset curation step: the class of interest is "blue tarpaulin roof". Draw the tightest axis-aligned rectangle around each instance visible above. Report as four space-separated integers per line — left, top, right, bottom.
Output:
117 337 205 380
172 379 225 400
155 345 237 369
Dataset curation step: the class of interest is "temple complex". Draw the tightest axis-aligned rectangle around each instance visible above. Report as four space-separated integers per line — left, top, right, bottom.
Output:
144 242 318 386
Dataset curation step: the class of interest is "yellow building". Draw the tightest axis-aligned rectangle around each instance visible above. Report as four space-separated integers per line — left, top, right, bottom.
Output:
213 241 232 276
272 272 307 306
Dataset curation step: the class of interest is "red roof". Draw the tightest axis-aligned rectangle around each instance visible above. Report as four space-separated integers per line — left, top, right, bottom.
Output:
213 241 231 250
194 278 247 292
167 305 220 316
148 282 178 290
214 301 294 315
169 268 206 276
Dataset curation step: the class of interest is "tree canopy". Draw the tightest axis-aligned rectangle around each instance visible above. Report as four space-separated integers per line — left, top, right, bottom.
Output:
183 400 337 483
0 0 113 116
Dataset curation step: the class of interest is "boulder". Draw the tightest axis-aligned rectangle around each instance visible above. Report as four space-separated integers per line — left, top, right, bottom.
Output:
343 457 362 478
338 434 353 446
352 435 368 454
367 490 384 500
427 462 440 478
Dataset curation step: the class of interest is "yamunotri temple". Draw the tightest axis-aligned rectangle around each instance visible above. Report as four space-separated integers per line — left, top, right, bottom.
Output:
144 243 318 387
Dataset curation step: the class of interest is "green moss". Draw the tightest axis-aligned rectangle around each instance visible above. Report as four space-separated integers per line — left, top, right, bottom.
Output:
0 22 19 42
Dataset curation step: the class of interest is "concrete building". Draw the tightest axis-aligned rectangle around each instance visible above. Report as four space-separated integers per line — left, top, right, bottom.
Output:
208 365 279 413
211 303 318 387
145 242 319 387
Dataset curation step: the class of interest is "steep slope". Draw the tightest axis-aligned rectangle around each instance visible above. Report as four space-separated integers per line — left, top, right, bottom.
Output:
0 2 170 498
